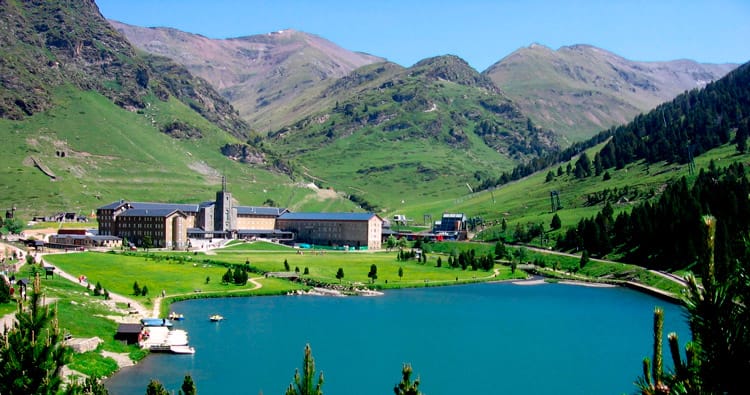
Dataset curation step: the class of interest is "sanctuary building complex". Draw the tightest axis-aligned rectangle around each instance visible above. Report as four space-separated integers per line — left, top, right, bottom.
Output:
96 179 383 250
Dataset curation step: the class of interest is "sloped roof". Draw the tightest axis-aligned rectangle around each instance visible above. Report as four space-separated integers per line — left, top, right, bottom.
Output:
118 208 185 218
98 201 128 210
236 206 287 216
99 201 200 213
278 212 380 222
441 213 466 220
51 234 121 241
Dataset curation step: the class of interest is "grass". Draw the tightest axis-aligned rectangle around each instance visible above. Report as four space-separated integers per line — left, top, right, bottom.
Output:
219 240 295 251
398 140 750 251
44 252 249 304
3 267 146 377
9 236 690 380
209 248 525 288
0 86 357 220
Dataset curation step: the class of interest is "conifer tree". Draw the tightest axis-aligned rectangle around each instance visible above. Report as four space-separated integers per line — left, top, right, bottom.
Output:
285 344 323 395
336 268 344 283
66 375 110 394
393 363 423 395
367 264 378 283
0 274 69 395
579 250 590 269
145 379 169 395
550 213 562 231
179 374 197 395
682 215 750 393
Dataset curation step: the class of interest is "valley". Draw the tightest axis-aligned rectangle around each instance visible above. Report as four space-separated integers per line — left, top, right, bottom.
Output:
0 1 748 393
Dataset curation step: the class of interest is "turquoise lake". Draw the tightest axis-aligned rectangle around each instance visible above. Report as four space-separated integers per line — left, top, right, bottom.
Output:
105 281 690 394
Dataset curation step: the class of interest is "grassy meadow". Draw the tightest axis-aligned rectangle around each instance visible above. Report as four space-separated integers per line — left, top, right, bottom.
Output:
0 86 357 219
392 140 750 253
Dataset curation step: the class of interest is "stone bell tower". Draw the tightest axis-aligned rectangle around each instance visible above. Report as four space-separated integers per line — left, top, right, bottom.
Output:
214 176 236 236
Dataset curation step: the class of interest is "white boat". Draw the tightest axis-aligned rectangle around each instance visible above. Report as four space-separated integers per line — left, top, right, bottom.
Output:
170 345 196 354
168 312 184 321
209 314 224 322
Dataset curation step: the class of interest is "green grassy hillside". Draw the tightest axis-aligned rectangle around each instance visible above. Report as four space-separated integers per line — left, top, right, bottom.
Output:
267 57 557 213
388 139 750 243
0 86 356 218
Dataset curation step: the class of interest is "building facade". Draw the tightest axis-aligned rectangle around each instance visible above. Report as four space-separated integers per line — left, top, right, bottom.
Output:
96 182 382 249
276 212 383 250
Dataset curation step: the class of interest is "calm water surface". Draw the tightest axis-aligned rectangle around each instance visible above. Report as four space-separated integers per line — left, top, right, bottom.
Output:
105 282 689 394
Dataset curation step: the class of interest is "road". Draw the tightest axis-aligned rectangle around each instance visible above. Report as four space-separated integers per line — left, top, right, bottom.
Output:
517 244 688 287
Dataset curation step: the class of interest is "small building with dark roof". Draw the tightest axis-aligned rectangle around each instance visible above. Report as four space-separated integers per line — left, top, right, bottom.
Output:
432 213 468 240
47 234 122 250
115 323 143 345
277 212 383 250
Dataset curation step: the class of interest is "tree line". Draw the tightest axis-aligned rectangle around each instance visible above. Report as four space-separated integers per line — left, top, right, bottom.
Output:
556 162 750 275
635 216 749 394
478 62 750 193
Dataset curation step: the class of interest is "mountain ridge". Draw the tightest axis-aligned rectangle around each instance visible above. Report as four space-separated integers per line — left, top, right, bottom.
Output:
484 43 737 144
0 0 249 140
109 21 384 131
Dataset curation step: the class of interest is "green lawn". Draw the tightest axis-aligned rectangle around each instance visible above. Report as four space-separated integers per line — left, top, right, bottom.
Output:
219 240 295 251
212 249 525 288
44 252 250 305
3 267 147 377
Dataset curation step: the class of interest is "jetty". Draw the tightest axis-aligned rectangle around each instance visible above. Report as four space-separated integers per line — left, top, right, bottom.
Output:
139 324 195 354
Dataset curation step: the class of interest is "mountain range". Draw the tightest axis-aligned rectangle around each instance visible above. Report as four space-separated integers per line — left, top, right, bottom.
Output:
484 43 736 143
0 0 744 220
109 21 383 132
113 21 736 144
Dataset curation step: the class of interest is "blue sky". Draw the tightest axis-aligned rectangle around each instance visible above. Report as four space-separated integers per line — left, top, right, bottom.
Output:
96 0 748 71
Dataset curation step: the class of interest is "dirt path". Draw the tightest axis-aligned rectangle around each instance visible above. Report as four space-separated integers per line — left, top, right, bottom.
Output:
39 255 150 317
151 277 264 317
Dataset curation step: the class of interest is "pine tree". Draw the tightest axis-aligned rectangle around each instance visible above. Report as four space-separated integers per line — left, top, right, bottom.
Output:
579 249 590 269
682 216 750 393
336 268 344 283
222 268 233 283
735 119 748 153
367 264 378 283
179 374 197 395
66 375 110 394
145 379 169 395
550 213 562 230
285 344 323 395
393 363 423 395
132 281 141 296
0 274 69 395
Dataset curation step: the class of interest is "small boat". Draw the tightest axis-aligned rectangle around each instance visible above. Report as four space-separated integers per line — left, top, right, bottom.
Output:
170 345 196 354
141 317 173 327
209 314 224 322
168 312 184 321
